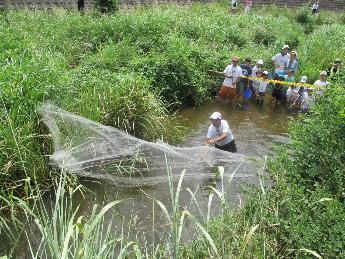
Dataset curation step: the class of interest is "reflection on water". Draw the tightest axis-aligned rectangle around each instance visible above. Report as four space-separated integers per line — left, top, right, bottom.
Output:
3 99 292 255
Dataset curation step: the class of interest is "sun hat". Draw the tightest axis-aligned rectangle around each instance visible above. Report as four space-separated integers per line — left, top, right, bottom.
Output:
282 44 290 49
257 59 264 65
300 76 308 83
209 112 222 120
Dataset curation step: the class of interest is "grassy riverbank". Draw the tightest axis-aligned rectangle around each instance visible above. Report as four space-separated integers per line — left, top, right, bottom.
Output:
1 2 345 257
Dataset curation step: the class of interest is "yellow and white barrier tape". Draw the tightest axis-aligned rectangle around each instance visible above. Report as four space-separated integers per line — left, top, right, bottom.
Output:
208 70 327 89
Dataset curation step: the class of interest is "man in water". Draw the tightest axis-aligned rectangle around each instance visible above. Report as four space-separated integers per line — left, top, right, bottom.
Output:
205 112 237 153
219 56 243 104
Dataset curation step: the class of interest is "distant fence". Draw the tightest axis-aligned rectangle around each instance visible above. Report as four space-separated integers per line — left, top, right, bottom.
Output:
1 0 344 11
254 0 344 11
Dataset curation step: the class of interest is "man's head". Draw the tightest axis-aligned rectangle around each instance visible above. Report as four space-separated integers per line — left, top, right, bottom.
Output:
262 70 269 78
333 58 342 68
320 71 327 80
209 112 222 127
244 57 252 66
256 59 264 68
290 51 297 60
232 56 240 66
282 45 290 55
256 69 263 77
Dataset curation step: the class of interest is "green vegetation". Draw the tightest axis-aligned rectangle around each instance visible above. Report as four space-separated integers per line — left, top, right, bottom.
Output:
182 86 345 258
0 2 345 257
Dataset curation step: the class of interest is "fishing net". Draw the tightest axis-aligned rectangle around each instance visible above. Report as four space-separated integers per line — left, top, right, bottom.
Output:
39 103 258 187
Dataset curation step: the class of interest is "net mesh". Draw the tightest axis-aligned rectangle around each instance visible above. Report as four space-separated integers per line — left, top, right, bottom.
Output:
39 103 257 186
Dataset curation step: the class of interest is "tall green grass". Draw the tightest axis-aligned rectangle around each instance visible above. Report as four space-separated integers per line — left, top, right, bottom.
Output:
1 160 265 258
1 1 345 222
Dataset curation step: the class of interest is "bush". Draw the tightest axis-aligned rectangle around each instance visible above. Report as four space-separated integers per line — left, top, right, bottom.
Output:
94 0 119 13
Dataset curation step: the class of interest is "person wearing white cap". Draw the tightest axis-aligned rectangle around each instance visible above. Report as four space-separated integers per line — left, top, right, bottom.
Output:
251 59 264 97
272 45 290 74
219 56 243 103
255 71 269 105
313 71 329 97
251 59 263 77
206 112 237 153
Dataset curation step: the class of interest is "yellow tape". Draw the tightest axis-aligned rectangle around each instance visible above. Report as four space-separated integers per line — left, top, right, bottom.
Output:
209 70 328 89
244 76 318 88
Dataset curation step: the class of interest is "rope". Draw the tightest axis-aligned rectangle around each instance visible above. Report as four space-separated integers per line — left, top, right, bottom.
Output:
208 70 327 89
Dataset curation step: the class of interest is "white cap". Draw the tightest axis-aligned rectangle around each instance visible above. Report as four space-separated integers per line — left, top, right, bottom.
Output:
300 76 308 83
262 70 269 75
257 59 264 65
282 44 290 49
320 71 327 76
209 112 222 120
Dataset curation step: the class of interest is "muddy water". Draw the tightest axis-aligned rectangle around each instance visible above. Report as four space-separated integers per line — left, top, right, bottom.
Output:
69 100 291 244
5 99 293 255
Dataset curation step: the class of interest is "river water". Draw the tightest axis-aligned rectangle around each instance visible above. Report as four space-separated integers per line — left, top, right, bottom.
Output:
2 99 293 256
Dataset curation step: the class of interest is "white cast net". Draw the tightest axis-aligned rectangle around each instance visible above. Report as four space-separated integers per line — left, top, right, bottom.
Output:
39 103 257 187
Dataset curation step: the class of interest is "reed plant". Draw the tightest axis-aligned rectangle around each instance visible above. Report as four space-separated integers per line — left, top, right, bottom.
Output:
1 5 345 257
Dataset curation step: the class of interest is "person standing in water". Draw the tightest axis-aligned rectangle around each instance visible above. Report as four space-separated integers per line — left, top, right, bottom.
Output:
205 112 237 153
219 56 243 104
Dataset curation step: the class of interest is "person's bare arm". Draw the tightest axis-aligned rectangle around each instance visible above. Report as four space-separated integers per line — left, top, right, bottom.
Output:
205 132 227 145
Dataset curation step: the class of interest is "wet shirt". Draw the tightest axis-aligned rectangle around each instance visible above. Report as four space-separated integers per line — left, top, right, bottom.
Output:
207 120 234 146
223 65 243 88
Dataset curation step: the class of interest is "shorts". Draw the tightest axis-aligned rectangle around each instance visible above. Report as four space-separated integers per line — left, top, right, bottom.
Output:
215 140 237 153
219 85 237 100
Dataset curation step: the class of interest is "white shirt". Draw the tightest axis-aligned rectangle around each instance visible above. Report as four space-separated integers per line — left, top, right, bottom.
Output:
312 3 318 10
272 52 290 73
207 120 234 146
314 80 329 96
251 66 260 77
257 81 269 93
286 86 300 97
301 93 315 110
223 65 243 88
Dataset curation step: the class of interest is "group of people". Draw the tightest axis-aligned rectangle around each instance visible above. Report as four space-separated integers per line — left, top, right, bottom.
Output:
230 0 252 14
219 44 343 112
207 44 343 153
230 1 320 15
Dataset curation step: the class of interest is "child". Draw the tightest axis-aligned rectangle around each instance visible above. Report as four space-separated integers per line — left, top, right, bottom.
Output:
314 71 329 97
289 76 308 109
283 70 295 100
255 71 269 105
240 57 252 98
301 88 315 113
244 0 253 14
271 74 285 105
